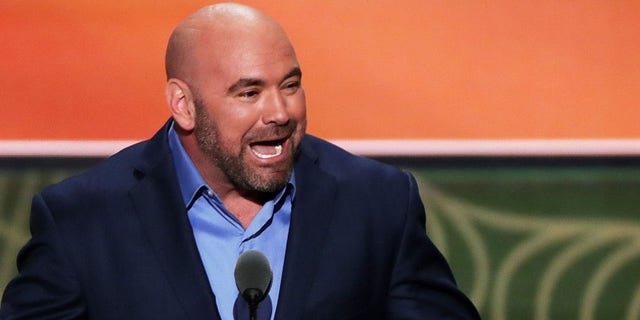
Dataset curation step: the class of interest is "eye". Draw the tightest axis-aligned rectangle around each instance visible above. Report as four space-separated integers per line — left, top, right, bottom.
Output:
281 80 300 94
237 89 260 100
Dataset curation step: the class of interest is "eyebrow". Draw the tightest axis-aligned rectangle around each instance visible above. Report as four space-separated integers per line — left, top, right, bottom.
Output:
282 67 302 82
226 67 302 94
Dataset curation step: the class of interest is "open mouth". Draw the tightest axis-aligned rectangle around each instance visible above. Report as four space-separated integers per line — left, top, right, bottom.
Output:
249 139 286 159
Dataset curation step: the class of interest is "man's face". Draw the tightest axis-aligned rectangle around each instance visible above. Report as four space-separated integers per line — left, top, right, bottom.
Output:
191 31 307 194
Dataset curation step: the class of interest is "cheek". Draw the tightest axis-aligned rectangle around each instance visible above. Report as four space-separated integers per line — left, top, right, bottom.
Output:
290 92 307 122
214 105 260 138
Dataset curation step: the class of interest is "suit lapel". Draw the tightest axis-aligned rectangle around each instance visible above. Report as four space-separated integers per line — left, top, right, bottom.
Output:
129 124 221 320
275 143 338 320
128 128 336 320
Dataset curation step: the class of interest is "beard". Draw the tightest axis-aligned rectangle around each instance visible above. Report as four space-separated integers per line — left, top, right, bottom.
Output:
193 98 302 194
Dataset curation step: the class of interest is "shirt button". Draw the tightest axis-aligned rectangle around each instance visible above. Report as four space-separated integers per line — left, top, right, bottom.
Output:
206 189 214 198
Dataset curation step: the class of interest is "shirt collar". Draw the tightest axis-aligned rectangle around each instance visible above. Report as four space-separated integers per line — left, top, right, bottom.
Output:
168 121 296 209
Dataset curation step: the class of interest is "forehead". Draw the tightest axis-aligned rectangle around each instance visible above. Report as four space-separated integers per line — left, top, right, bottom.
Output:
194 26 300 86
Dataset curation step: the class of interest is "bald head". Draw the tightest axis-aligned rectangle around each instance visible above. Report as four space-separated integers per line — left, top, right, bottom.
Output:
165 3 294 84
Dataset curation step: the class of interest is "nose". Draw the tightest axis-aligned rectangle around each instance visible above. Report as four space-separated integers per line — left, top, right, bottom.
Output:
262 90 290 125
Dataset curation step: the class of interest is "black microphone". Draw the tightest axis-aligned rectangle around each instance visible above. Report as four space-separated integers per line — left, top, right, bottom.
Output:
234 250 273 320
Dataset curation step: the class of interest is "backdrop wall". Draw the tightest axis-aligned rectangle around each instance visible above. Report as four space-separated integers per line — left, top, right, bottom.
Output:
2 0 640 141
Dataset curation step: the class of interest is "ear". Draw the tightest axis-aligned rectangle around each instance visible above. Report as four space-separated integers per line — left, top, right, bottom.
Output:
165 78 196 131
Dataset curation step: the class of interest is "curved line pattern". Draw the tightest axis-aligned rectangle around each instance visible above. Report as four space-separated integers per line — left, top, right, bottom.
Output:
534 232 632 320
425 203 449 258
445 209 490 309
420 181 490 309
580 241 640 320
491 230 578 320
421 181 640 319
422 182 640 234
626 279 640 320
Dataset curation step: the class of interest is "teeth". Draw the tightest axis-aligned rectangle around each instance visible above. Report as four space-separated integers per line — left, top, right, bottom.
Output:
252 144 282 159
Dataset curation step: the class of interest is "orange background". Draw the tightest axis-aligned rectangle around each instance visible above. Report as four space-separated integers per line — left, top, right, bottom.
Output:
2 1 639 140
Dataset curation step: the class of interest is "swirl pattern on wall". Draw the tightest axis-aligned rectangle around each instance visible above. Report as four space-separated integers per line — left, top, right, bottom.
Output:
419 179 640 320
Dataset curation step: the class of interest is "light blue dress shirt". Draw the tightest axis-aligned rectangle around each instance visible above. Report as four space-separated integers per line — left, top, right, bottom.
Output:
168 124 295 320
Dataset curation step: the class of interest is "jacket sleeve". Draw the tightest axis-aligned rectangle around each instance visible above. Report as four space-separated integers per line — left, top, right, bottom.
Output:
0 193 87 320
387 173 481 319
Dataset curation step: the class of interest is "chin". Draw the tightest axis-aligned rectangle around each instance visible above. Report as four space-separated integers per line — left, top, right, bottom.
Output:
255 171 291 192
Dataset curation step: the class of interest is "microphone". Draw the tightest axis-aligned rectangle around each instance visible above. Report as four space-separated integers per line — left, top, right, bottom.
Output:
234 250 273 320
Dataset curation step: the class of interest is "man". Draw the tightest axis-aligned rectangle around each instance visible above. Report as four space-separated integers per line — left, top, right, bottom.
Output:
1 3 480 319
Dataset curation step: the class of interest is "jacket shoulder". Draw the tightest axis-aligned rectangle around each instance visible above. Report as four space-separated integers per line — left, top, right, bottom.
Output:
299 135 409 184
35 140 155 222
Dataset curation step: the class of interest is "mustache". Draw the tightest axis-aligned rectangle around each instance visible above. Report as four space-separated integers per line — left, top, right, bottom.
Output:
243 120 298 142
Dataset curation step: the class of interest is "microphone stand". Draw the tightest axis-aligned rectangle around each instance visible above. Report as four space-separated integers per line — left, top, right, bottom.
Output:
243 288 262 320
249 303 257 320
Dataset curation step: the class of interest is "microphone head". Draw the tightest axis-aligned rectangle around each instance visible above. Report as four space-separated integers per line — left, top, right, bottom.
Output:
234 250 273 305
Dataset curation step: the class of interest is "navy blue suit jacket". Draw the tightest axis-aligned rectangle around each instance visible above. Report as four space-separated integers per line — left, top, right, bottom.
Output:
1 122 480 319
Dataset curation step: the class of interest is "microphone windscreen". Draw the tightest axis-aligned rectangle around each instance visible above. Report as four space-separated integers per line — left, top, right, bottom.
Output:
234 250 273 301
